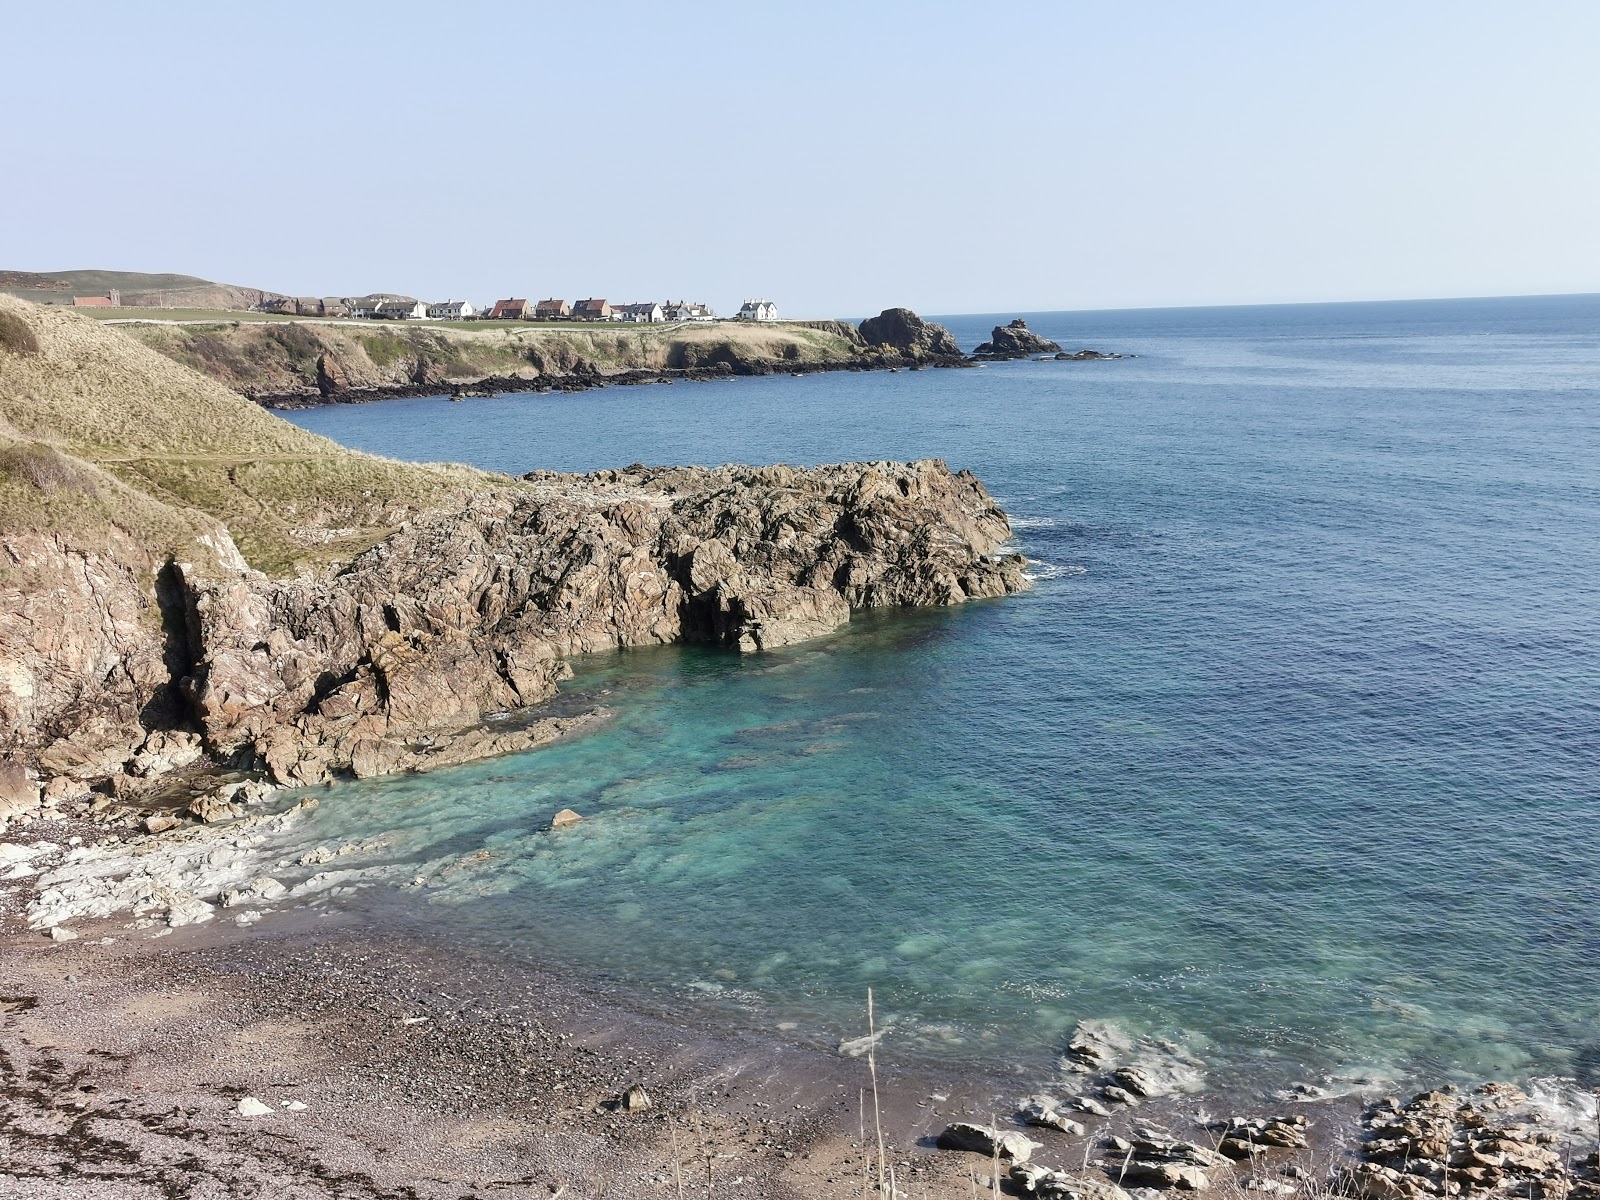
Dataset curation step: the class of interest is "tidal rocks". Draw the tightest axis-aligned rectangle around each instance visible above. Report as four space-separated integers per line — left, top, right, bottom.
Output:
549 808 584 830
937 1121 1043 1162
1342 1084 1592 1200
972 318 1063 359
1011 1165 1134 1200
1211 1115 1310 1158
1058 1021 1206 1113
1021 1101 1087 1135
858 308 963 360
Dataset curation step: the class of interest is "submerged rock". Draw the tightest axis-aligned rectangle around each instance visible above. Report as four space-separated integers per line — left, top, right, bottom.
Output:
549 808 584 830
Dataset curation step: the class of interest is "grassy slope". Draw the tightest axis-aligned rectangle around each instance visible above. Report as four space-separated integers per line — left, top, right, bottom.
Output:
0 269 266 308
0 296 494 576
114 318 865 396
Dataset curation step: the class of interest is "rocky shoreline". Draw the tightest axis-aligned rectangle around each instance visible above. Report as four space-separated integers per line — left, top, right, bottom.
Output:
3 874 1595 1199
3 457 1028 813
168 309 1131 411
246 351 981 411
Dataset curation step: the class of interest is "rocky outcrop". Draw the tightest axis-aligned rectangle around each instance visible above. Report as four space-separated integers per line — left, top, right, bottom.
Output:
972 318 1063 359
0 298 1030 799
858 308 963 360
1343 1084 1594 1200
155 460 1027 787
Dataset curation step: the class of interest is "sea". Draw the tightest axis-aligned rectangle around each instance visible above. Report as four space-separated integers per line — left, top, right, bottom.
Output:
274 294 1600 1098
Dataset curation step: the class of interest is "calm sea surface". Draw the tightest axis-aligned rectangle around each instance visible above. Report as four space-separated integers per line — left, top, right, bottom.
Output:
278 295 1600 1093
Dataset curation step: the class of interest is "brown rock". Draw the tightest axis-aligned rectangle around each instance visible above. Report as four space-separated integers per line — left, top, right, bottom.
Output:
550 808 583 830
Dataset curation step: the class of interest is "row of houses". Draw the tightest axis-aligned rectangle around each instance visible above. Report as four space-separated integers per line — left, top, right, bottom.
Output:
335 296 780 323
482 298 775 323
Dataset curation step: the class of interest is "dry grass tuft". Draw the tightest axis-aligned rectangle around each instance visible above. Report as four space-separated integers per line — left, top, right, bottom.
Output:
0 294 502 574
0 308 39 355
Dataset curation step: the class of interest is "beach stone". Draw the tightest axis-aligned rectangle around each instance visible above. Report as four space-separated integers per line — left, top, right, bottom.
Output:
620 1083 652 1112
187 789 240 824
47 925 78 941
550 808 583 830
164 895 215 927
1121 1160 1210 1190
1243 1180 1297 1195
236 1097 272 1117
142 813 181 834
251 876 287 901
937 1121 1042 1163
1020 1101 1086 1135
1070 1096 1115 1117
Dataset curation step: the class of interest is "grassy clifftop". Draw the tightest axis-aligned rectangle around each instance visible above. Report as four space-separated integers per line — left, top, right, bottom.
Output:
0 296 491 575
116 317 868 400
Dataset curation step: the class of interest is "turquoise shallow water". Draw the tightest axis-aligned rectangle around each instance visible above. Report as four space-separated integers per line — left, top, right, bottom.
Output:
278 295 1600 1092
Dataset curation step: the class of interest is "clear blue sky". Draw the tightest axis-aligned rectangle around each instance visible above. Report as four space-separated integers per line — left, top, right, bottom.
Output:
5 1 1598 317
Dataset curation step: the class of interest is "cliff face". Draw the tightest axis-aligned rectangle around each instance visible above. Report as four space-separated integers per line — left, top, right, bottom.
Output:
0 298 1030 809
183 460 1028 786
119 320 874 404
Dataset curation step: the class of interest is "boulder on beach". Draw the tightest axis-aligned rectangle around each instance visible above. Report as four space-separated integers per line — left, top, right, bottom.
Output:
936 1121 1042 1162
550 808 584 830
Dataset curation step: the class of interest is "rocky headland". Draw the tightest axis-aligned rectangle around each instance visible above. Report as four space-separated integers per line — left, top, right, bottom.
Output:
0 295 1027 818
107 308 974 409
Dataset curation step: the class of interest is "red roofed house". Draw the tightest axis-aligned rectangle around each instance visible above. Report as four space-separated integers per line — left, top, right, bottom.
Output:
572 298 611 321
535 298 571 319
489 298 531 320
73 291 119 307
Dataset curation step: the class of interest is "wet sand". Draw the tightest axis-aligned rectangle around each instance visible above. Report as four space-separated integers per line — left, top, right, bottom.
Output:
4 815 1594 1199
1 906 1054 1199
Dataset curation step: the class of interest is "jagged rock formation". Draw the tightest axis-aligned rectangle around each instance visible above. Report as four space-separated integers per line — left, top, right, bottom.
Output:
182 460 1028 785
0 296 1029 805
858 308 963 360
972 318 1064 359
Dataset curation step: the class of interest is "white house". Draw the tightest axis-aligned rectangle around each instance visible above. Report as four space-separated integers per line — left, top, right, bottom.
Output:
427 300 476 320
665 301 715 322
619 302 665 323
736 300 778 322
373 298 428 320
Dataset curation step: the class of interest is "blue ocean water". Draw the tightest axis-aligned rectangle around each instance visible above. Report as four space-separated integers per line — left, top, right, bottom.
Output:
278 295 1600 1092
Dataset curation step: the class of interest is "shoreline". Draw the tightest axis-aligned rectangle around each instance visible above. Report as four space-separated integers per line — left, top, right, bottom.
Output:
5 810 1598 1197
247 354 972 411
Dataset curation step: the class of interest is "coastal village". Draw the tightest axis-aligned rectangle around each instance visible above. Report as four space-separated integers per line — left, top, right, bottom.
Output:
244 293 780 324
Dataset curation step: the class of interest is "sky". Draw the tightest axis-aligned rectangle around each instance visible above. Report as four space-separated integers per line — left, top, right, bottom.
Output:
4 1 1599 317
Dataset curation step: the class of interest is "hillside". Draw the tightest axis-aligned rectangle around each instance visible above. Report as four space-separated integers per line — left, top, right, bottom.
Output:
116 316 871 401
0 269 276 312
0 296 491 574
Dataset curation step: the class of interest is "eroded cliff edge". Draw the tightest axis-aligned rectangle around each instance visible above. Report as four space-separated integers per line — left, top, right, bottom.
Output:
184 460 1027 787
0 297 1027 811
